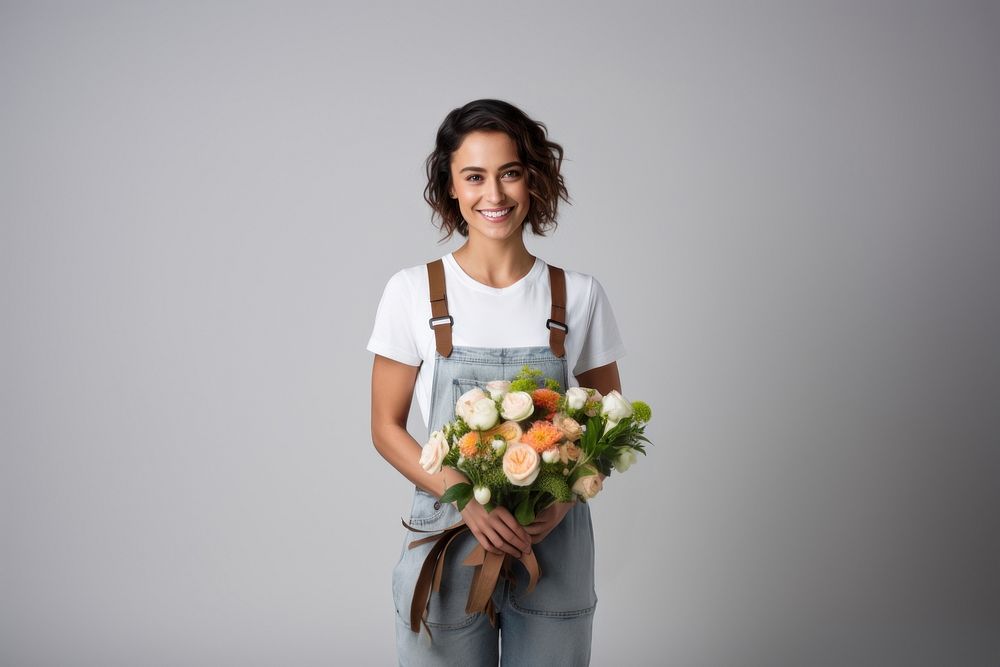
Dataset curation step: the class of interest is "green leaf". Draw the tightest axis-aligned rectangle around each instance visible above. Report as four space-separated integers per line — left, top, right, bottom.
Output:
456 492 473 512
515 496 536 526
439 482 472 505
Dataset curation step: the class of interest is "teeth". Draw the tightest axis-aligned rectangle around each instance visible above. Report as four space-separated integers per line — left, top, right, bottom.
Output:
481 207 511 219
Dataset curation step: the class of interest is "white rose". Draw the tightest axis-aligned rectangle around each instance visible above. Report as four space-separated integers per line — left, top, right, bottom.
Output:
541 447 561 464
491 437 507 456
614 448 638 473
485 380 511 400
601 390 633 432
474 485 492 505
601 390 633 421
418 430 449 474
572 468 604 500
466 397 500 431
455 387 488 421
566 387 589 410
500 391 535 421
502 443 541 486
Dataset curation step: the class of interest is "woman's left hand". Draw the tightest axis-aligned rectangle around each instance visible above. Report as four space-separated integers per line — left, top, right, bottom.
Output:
524 501 576 544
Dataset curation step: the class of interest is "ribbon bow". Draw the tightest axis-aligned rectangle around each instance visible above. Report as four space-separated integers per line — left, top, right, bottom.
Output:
402 518 541 639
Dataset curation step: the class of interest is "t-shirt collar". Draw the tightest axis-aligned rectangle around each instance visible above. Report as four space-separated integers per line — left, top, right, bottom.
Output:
443 252 545 295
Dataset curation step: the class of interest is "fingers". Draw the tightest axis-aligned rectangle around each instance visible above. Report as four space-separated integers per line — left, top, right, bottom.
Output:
480 524 527 558
461 502 530 557
488 518 532 556
490 507 531 552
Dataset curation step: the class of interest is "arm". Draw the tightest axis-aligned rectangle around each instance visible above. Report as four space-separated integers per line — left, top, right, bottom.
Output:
370 354 531 557
370 353 456 497
575 360 622 395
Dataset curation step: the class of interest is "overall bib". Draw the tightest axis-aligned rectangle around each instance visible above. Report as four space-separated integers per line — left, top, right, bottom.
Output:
391 261 598 666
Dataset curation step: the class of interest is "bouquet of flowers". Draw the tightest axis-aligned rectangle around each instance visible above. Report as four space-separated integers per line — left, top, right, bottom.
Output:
419 366 652 522
407 366 652 636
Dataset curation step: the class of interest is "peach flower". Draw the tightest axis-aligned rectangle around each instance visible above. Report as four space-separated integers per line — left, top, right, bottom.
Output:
552 413 583 442
558 443 582 465
572 468 604 500
458 431 484 458
532 388 561 415
502 443 540 486
520 421 563 453
493 420 524 443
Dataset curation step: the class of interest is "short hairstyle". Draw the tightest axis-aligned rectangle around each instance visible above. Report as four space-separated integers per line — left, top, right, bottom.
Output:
424 99 570 240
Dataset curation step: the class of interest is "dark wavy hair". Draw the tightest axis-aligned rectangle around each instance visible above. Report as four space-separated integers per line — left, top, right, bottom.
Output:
424 99 570 240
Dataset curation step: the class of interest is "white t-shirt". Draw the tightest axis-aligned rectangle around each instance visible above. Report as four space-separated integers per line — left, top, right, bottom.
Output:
367 252 627 429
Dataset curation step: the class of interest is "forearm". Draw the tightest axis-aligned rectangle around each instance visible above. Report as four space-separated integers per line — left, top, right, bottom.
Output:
371 421 469 499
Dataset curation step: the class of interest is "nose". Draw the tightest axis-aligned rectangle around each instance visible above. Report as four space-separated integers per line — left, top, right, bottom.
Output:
485 177 505 205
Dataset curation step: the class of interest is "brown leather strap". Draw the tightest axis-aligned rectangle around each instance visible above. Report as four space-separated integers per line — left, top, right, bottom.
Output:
426 259 453 357
403 518 543 638
463 543 541 612
404 518 468 636
463 548 506 615
547 264 568 358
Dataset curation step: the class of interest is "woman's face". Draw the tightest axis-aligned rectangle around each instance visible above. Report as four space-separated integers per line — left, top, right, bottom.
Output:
448 131 530 243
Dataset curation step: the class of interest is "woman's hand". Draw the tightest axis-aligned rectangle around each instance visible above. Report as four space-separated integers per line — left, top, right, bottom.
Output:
524 500 576 544
460 501 533 559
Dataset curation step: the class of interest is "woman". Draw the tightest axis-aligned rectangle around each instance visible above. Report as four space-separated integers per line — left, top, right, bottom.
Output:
368 99 626 665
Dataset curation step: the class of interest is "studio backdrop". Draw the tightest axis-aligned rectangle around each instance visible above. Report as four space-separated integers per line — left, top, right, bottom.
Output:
2 1 998 665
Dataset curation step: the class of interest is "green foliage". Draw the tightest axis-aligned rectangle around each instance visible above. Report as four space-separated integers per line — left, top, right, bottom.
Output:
630 400 652 423
445 417 471 444
535 469 573 502
439 483 472 509
545 378 562 392
579 415 606 458
482 466 512 490
515 496 535 525
509 378 538 393
513 365 543 382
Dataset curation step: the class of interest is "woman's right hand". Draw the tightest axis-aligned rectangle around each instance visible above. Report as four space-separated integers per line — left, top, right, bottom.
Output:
459 500 532 559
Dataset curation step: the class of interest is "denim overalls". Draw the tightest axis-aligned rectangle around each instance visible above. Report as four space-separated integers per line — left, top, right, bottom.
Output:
391 261 598 666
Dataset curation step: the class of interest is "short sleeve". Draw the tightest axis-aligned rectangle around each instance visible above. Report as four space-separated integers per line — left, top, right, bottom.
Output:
573 276 627 376
366 270 422 366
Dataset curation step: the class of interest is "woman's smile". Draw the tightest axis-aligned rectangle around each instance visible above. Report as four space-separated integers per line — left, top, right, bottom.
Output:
478 206 514 221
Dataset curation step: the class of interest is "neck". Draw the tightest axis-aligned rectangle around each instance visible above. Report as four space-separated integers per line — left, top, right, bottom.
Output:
451 237 536 289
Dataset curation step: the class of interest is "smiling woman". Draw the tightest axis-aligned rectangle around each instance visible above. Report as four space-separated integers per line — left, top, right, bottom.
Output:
368 99 626 666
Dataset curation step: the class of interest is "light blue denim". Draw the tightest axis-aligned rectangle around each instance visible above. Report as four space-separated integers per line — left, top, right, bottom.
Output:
392 346 598 666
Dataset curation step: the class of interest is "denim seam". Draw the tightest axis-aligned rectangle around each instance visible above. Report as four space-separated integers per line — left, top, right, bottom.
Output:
395 607 483 631
405 511 444 527
507 594 598 618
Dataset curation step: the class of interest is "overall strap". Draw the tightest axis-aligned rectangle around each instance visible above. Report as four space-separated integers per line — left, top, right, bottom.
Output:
547 264 568 358
427 259 566 358
426 259 453 357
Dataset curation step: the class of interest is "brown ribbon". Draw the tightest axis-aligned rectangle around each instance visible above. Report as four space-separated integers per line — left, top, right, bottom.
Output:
403 518 541 638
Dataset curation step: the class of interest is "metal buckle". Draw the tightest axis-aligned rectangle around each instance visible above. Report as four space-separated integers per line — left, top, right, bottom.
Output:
546 318 569 334
429 315 454 330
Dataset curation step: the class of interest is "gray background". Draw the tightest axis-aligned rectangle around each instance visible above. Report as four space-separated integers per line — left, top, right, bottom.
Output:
2 1 998 665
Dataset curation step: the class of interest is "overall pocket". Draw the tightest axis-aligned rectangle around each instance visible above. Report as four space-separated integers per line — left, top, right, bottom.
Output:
391 490 481 630
508 502 599 617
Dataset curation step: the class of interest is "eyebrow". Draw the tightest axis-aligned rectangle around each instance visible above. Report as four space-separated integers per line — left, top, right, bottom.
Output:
459 161 524 173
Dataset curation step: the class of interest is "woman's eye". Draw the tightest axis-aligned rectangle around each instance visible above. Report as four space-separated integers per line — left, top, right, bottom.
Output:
503 170 522 179
466 174 482 182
